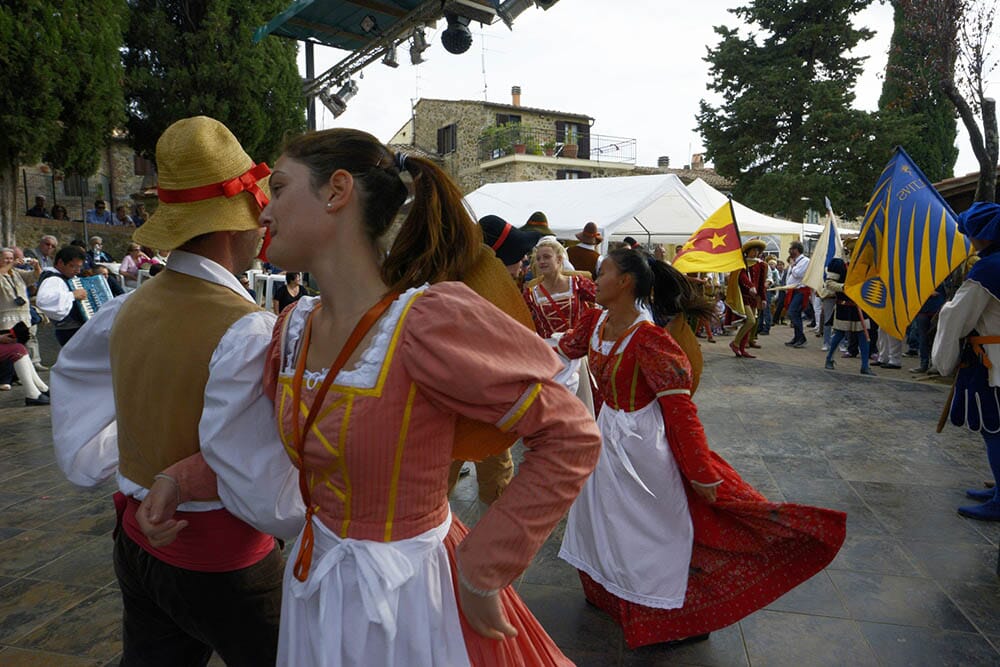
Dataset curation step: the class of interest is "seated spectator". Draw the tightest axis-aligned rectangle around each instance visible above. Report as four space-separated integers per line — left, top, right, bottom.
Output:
0 331 49 406
119 243 150 289
26 195 50 218
85 200 113 225
91 264 125 297
132 202 149 227
24 235 57 269
51 204 69 221
238 273 257 301
113 205 134 226
87 236 113 267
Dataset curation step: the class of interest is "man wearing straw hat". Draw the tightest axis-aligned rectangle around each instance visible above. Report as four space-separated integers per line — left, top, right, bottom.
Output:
567 221 602 279
51 116 298 665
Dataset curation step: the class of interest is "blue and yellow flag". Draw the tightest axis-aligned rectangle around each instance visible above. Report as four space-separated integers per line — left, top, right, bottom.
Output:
844 147 971 339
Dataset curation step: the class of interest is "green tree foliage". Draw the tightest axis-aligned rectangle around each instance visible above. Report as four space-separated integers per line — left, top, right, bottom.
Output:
0 1 126 244
123 0 306 165
878 1 959 182
696 0 910 220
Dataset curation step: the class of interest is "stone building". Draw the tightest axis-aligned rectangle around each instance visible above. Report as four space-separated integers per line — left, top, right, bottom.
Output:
17 130 154 224
388 86 731 194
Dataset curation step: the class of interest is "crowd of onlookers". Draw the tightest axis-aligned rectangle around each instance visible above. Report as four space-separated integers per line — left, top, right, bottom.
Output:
25 194 150 227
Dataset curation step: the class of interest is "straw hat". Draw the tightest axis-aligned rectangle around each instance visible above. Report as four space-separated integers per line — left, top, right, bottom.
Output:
135 116 270 251
741 239 766 254
520 211 556 238
575 222 603 244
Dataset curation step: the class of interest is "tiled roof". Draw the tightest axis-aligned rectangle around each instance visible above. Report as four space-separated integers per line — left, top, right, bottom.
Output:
416 98 593 121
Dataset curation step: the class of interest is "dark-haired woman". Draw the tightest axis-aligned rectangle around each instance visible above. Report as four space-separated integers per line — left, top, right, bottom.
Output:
556 248 846 649
272 271 303 314
201 129 599 665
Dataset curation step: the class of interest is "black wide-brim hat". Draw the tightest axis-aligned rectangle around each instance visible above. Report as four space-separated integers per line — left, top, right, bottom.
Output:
479 215 540 266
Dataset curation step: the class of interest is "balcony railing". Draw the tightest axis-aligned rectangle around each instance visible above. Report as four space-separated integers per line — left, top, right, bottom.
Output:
476 125 636 165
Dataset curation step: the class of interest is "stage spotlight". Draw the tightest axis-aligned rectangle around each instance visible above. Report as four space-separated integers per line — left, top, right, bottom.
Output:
409 27 430 64
382 44 399 68
318 80 358 118
441 13 472 54
497 0 534 28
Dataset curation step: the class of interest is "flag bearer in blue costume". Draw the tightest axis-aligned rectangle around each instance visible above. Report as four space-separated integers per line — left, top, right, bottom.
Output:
932 202 1000 521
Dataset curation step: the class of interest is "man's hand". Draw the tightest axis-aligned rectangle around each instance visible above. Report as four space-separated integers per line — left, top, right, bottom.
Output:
458 584 518 641
136 477 188 547
0 333 15 344
72 288 88 300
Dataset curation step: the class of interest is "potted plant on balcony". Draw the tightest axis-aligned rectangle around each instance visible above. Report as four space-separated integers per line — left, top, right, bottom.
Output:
562 135 579 159
511 123 527 154
480 124 513 159
526 135 543 156
542 139 556 156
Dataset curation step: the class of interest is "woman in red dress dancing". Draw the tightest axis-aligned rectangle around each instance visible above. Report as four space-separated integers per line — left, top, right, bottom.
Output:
557 248 846 648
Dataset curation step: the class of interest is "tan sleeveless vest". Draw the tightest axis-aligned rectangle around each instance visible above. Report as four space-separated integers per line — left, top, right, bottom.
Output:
111 269 260 489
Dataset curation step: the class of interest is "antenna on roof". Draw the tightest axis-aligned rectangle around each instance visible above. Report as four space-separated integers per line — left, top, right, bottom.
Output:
481 32 488 101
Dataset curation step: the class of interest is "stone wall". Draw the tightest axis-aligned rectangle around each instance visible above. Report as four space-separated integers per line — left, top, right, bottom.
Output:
12 216 135 260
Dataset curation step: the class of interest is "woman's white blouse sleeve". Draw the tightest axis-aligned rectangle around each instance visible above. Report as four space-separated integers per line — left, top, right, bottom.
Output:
200 311 305 540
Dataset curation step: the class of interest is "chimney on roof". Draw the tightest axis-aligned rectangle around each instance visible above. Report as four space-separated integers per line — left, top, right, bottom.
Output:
691 153 705 170
657 156 670 170
511 85 521 107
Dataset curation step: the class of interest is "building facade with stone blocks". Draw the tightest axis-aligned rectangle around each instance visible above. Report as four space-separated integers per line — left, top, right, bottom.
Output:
389 89 732 195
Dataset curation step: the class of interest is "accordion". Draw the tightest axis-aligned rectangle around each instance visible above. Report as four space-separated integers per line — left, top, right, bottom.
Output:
68 275 114 321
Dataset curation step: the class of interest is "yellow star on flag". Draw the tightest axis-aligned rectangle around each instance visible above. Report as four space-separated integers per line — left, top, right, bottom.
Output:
682 240 696 251
709 233 727 248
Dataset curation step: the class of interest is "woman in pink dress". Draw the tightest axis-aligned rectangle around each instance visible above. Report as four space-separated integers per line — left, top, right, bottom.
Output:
557 248 846 649
204 129 599 665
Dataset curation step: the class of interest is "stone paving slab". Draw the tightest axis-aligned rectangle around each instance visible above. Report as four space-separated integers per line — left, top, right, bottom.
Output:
0 322 997 665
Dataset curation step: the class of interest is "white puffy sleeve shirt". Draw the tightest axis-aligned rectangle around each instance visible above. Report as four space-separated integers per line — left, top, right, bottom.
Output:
50 251 304 537
36 271 76 321
932 279 1000 387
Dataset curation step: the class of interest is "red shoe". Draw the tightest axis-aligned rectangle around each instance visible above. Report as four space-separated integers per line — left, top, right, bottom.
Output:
729 341 743 357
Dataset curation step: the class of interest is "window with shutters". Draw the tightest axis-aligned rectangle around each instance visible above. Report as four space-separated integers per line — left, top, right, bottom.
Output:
134 154 154 176
437 123 458 155
554 121 591 159
496 113 522 126
63 173 89 197
556 169 591 180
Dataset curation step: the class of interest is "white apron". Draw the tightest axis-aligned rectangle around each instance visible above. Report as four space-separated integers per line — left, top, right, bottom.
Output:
559 399 694 609
278 512 471 666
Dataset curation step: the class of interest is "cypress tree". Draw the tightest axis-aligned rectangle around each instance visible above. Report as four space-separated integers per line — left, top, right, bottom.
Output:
696 0 910 219
123 0 306 164
878 1 959 182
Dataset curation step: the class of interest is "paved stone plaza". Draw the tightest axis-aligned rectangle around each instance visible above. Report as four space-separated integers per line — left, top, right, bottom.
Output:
1 325 999 666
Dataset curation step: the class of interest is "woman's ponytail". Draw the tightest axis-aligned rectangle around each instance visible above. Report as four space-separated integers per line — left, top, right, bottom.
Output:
381 155 482 292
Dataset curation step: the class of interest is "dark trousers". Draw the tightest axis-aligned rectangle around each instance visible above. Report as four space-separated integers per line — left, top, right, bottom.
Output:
759 292 773 333
55 328 79 346
914 313 933 368
113 530 284 667
788 291 806 343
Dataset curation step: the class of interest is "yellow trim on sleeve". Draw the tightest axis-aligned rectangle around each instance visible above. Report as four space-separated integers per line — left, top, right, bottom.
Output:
497 382 543 433
629 363 640 411
656 388 691 397
384 383 417 541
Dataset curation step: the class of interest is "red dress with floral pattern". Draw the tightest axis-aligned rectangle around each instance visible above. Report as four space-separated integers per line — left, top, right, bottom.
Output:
558 307 847 648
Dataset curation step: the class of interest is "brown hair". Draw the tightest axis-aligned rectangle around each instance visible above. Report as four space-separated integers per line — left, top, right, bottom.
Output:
282 128 481 292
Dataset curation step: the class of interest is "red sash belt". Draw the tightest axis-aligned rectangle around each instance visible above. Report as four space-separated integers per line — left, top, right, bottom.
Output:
120 494 274 572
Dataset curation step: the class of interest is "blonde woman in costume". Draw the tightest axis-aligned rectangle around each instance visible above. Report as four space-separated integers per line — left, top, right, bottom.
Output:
522 237 596 395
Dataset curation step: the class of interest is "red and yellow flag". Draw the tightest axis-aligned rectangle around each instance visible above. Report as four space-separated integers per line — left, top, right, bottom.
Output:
671 202 746 274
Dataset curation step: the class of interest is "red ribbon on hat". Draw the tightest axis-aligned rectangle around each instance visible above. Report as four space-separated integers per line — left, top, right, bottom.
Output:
491 222 512 251
157 162 271 210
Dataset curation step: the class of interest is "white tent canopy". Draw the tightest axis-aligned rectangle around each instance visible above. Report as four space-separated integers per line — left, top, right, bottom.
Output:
463 174 710 246
685 178 804 237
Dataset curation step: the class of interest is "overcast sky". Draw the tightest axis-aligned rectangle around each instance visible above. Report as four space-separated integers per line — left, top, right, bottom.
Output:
298 0 984 177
